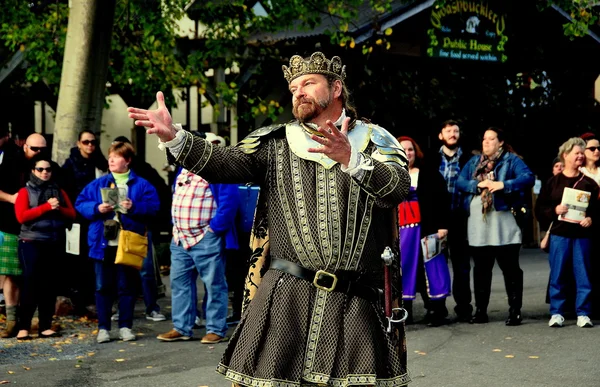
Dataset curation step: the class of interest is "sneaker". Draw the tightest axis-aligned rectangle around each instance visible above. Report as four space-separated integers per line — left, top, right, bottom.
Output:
97 329 111 344
549 314 565 327
577 315 593 328
119 327 136 341
201 333 228 344
111 312 119 321
193 316 205 329
157 329 191 342
146 311 167 322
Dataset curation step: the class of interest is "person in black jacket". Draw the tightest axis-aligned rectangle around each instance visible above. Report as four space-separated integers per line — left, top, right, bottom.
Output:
397 136 452 327
61 130 108 315
0 129 24 338
430 120 474 322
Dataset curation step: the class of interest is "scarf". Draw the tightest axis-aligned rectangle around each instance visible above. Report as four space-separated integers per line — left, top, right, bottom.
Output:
474 148 504 218
28 173 64 206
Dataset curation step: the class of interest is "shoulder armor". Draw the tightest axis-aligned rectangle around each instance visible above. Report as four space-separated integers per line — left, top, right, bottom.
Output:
369 125 408 168
236 123 286 154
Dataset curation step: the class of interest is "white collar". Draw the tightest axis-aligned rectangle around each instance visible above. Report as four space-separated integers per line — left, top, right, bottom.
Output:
285 115 371 169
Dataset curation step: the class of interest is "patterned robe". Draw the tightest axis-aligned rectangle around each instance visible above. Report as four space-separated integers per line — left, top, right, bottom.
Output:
170 120 411 387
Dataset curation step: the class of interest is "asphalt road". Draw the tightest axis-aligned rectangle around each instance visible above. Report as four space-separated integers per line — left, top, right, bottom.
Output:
1 248 599 386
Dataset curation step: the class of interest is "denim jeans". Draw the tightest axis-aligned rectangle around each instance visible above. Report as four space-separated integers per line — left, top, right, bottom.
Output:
140 232 160 315
548 235 592 316
94 247 139 331
170 232 228 337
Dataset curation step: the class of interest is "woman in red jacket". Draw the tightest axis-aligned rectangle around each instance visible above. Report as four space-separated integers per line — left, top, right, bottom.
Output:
14 154 76 340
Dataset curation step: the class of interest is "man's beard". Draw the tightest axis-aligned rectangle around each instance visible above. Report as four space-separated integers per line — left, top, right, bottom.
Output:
293 93 331 123
443 138 458 150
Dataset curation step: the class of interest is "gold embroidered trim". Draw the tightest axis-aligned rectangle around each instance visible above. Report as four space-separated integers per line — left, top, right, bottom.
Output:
275 142 310 267
302 288 329 378
217 364 411 387
349 200 375 271
290 152 321 269
339 179 362 269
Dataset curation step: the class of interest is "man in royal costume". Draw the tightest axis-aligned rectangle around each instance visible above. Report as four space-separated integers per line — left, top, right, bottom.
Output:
128 52 412 386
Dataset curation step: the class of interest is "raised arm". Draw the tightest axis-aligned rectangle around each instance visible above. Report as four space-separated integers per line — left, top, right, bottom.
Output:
128 91 266 184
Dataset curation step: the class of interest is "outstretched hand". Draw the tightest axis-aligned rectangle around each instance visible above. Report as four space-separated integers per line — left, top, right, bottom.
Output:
307 117 352 167
127 91 176 142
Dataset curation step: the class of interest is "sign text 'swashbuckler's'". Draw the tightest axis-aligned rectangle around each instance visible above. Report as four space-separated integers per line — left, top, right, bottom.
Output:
427 0 508 63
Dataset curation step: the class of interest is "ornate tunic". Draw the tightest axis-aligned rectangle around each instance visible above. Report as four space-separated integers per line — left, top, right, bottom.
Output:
169 120 411 387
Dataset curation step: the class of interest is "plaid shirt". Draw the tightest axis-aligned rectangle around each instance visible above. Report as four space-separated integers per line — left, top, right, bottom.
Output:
439 146 463 211
171 169 217 249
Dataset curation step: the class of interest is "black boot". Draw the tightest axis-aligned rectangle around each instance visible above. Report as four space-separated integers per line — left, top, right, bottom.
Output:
403 300 414 325
469 308 489 324
505 308 522 326
426 299 450 327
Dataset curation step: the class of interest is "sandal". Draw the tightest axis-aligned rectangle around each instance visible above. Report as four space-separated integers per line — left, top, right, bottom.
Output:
40 331 61 338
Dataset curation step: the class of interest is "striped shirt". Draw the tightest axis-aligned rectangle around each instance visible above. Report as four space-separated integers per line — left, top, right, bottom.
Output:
439 146 463 211
171 169 216 249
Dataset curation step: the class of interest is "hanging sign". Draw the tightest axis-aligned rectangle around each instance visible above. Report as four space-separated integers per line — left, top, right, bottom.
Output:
426 1 508 63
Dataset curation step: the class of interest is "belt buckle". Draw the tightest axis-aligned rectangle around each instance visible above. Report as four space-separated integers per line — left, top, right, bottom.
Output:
313 270 338 292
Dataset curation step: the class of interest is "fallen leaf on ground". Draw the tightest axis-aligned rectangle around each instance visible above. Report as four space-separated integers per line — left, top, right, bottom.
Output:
417 352 427 356
49 358 57 361
0 381 10 384
92 330 98 335
505 337 512 340
136 333 145 336
76 356 85 359
21 366 30 371
115 359 126 362
7 371 14 375
505 355 515 358
75 365 81 368
146 366 153 369
528 356 539 359
87 352 95 357
492 349 502 352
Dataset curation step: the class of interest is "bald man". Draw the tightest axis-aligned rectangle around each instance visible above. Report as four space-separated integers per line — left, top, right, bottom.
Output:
23 133 47 160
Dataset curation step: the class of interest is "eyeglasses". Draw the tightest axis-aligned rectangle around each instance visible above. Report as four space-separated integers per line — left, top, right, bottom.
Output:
27 145 46 152
586 146 600 152
34 167 52 173
81 139 97 146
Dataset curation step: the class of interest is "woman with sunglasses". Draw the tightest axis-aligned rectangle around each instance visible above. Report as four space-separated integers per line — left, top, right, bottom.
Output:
580 133 600 186
14 154 76 339
61 130 108 316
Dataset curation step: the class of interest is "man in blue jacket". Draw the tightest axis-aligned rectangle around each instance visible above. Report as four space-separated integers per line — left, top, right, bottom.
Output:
157 167 240 344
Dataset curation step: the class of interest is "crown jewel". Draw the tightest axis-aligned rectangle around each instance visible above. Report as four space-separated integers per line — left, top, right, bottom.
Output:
282 52 346 84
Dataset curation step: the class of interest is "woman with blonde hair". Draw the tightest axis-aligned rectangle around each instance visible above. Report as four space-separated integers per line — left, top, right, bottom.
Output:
535 137 598 328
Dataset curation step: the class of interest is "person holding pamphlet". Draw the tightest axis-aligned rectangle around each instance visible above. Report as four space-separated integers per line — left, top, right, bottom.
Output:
535 137 598 328
397 136 451 327
75 142 159 343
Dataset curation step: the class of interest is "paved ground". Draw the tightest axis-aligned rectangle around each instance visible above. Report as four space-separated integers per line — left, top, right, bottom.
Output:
1 248 599 386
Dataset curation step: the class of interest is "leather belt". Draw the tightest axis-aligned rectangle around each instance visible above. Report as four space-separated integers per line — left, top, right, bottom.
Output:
269 258 381 303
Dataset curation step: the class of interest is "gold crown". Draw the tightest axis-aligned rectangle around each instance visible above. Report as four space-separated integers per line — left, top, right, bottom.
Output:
282 52 346 84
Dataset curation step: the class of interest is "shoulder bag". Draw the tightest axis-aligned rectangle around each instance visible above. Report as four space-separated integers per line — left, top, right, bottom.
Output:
115 214 147 270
